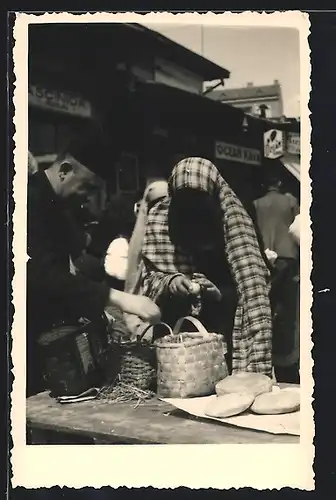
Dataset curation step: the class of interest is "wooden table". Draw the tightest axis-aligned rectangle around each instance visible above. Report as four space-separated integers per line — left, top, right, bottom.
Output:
26 388 299 445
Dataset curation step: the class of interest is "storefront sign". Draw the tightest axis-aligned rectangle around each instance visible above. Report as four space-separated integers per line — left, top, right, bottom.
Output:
264 129 284 159
286 132 300 155
28 84 92 118
215 141 261 166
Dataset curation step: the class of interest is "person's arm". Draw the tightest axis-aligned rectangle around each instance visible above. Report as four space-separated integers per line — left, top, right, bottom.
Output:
141 257 182 304
28 196 161 324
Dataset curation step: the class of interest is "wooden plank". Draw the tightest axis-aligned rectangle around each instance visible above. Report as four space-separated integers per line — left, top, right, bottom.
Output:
26 389 299 445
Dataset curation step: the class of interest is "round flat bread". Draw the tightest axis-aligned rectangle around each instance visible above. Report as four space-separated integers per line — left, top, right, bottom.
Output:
216 372 273 398
250 389 300 415
205 392 255 418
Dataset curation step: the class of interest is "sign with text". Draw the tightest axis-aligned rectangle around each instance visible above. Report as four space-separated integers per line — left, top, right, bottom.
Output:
264 129 284 159
28 84 92 118
286 132 300 155
215 141 261 166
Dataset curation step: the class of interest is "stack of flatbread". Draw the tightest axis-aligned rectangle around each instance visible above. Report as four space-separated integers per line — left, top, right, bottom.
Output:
204 372 300 419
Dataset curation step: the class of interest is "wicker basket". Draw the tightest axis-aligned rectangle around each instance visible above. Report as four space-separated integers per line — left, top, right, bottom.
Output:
155 316 229 399
111 323 172 392
37 317 109 398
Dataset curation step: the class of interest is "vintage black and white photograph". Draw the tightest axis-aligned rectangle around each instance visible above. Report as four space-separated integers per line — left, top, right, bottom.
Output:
11 11 312 490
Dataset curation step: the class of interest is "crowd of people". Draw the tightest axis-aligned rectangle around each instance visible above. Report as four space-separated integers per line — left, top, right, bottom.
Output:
27 129 300 397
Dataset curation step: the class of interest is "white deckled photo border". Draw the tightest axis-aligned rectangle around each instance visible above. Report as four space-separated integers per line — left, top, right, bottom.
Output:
10 10 313 490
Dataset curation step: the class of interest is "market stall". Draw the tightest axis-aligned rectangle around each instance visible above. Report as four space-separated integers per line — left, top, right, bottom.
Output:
27 383 299 445
26 315 301 445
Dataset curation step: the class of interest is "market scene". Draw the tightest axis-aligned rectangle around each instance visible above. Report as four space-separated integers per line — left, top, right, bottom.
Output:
26 22 301 445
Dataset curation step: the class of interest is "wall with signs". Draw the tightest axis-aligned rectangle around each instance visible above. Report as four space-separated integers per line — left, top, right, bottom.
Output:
215 141 262 166
213 138 265 209
28 84 93 118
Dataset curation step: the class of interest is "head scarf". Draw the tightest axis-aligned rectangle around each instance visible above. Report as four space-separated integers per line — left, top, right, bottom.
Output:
141 157 273 375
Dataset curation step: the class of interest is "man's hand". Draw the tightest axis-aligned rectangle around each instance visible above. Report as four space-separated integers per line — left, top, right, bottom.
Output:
192 273 222 301
109 290 161 324
169 275 194 297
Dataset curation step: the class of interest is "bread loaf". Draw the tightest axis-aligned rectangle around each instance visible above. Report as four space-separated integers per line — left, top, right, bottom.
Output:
250 389 300 415
216 372 273 397
205 392 255 418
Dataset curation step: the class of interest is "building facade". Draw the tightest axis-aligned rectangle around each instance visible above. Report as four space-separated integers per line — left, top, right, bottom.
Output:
28 22 230 199
206 80 284 120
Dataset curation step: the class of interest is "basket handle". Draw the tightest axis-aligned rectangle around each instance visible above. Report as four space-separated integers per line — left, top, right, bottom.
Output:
137 322 173 343
173 316 211 337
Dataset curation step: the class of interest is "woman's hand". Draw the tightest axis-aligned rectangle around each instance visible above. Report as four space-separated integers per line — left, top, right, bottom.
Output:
169 275 194 296
192 273 222 301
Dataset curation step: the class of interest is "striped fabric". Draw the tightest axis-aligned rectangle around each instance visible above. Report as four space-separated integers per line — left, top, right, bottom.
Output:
141 157 273 376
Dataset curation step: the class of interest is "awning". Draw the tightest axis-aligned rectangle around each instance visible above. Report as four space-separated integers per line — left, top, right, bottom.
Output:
280 154 300 181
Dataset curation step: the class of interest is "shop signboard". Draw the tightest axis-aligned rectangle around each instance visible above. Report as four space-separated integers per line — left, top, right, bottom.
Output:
264 129 284 159
286 132 300 156
28 84 92 118
215 141 262 166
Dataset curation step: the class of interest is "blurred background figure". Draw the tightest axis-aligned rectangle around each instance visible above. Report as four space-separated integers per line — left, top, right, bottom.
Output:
253 171 299 261
253 171 300 384
28 150 39 177
124 179 169 337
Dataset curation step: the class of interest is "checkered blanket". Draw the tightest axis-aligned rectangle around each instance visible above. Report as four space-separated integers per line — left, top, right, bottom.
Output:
141 158 273 376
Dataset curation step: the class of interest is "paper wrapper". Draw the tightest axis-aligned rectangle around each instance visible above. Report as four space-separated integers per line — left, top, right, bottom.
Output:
161 392 300 436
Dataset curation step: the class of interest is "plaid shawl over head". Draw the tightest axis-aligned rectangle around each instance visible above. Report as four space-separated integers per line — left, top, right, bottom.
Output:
141 157 273 375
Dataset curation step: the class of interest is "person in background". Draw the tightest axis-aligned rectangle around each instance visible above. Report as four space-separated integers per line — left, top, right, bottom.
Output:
253 173 300 384
27 129 161 396
140 158 273 377
28 150 39 177
273 210 300 383
253 173 299 261
123 180 169 337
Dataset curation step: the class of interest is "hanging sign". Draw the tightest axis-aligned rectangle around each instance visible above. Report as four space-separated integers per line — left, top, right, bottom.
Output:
28 84 92 118
286 132 300 155
215 141 261 166
264 129 284 159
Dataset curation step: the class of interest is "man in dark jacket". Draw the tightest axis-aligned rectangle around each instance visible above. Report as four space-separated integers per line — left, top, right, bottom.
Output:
27 130 160 396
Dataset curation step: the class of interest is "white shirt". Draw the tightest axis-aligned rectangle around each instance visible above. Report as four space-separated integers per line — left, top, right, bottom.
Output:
289 214 300 245
104 237 129 281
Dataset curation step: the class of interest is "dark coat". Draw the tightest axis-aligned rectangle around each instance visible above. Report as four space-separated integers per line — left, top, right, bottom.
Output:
26 172 110 394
